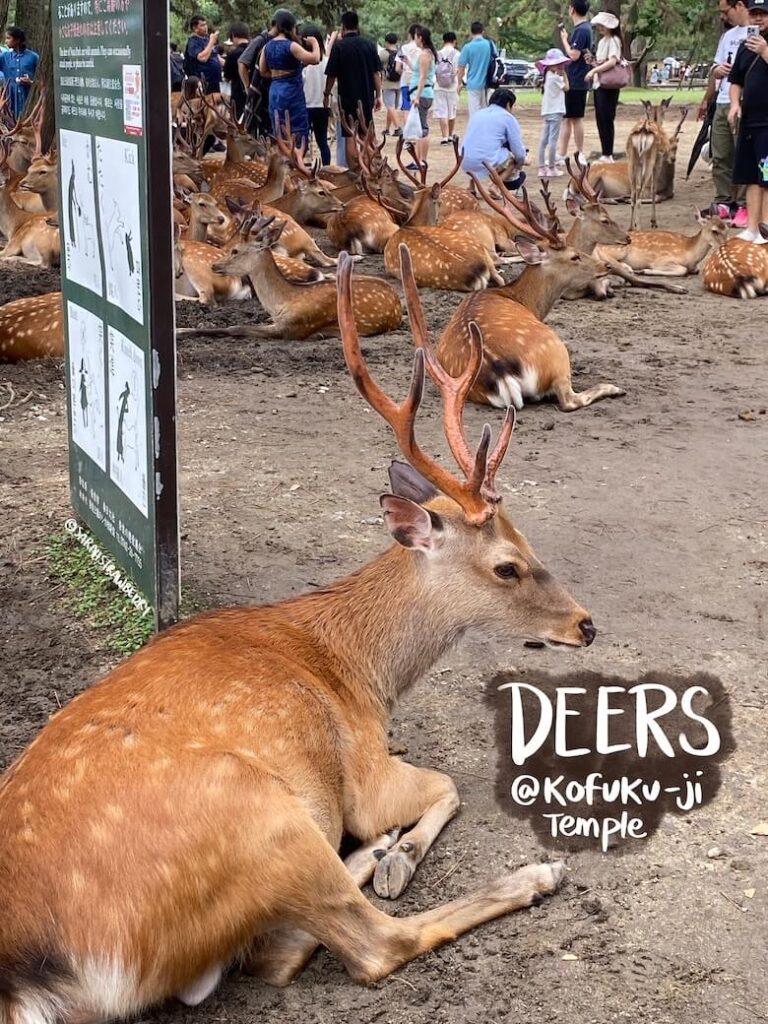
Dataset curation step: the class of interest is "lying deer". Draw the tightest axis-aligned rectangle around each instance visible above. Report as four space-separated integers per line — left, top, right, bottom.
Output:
0 142 60 267
179 215 400 339
594 211 728 277
0 244 595 1022
383 183 504 291
703 227 768 298
0 291 63 361
437 179 625 412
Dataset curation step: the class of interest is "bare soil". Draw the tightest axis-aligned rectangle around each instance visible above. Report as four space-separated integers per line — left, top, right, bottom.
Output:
1 102 767 1024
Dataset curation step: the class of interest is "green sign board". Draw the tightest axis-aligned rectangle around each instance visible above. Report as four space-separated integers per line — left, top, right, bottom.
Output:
52 0 179 629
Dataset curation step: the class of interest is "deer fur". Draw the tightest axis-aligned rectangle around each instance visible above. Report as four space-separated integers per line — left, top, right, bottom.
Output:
702 228 768 298
595 212 729 277
0 292 63 361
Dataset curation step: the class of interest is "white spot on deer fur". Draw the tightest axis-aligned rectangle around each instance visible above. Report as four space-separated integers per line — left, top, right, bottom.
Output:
75 957 143 1019
11 991 63 1024
177 963 224 1007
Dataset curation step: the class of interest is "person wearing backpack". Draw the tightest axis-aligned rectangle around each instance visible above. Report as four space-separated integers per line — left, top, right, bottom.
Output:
457 22 494 118
378 33 403 136
435 31 459 143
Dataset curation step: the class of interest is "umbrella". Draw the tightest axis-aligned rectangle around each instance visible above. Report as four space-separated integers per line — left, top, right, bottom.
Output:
687 100 716 179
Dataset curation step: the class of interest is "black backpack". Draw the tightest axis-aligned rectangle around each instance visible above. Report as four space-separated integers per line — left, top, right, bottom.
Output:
170 51 185 86
385 49 400 82
486 40 505 88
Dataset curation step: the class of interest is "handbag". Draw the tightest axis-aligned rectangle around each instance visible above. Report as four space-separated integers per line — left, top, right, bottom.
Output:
599 60 632 89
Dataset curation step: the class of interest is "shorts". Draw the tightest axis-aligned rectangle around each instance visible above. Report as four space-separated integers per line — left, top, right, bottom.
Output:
564 89 587 119
339 100 373 136
433 88 458 120
382 88 401 110
416 96 433 135
732 123 768 187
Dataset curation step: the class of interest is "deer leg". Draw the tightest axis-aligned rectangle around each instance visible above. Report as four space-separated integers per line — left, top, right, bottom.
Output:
243 829 402 986
344 758 461 900
638 263 689 277
602 257 687 294
650 170 658 229
175 323 283 339
552 379 626 411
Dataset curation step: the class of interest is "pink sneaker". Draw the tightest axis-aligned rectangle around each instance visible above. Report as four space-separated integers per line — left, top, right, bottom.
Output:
537 165 550 177
716 203 731 220
549 165 565 177
731 206 748 229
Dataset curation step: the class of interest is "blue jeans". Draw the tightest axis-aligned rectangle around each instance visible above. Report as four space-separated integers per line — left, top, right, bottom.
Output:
538 114 563 167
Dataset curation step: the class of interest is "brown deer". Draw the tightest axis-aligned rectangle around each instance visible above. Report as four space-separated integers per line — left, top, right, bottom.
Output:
0 292 63 361
394 136 479 216
0 245 597 1023
179 215 401 338
436 180 625 412
326 194 400 254
595 211 728 277
626 100 688 229
383 183 504 291
702 227 768 298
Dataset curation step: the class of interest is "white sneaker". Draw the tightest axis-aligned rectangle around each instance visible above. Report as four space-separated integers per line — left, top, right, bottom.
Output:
736 229 758 242
595 155 614 163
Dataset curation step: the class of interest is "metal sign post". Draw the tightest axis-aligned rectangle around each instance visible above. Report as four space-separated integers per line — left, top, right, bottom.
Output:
52 1 179 630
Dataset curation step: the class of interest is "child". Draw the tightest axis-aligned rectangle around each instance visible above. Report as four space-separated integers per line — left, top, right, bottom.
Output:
535 48 570 178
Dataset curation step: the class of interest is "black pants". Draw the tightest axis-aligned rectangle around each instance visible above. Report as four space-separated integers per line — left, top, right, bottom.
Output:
308 107 331 165
594 87 620 157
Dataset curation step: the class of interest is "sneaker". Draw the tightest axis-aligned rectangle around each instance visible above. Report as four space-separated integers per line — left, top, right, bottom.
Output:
731 206 749 229
736 229 757 242
538 164 549 177
595 155 614 163
392 127 403 137
554 154 566 166
405 161 421 171
440 138 452 145
716 203 731 220
550 165 565 177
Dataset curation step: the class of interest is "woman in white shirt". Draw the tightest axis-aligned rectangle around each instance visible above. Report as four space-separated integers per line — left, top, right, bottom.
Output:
535 49 570 178
585 12 623 162
302 25 331 164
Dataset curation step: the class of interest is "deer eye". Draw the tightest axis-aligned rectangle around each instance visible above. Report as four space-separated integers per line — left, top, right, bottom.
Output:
494 563 519 580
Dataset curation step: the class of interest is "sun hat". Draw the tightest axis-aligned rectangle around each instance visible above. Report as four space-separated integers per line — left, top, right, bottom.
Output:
535 48 571 74
591 11 620 29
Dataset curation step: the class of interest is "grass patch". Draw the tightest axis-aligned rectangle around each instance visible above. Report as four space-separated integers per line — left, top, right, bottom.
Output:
504 86 705 106
45 529 154 656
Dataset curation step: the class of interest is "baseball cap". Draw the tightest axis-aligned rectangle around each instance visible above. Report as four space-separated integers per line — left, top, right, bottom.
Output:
746 0 766 10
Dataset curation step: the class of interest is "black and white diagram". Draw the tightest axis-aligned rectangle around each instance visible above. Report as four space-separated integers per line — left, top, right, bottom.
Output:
67 301 106 470
60 129 102 297
108 326 148 516
95 137 144 325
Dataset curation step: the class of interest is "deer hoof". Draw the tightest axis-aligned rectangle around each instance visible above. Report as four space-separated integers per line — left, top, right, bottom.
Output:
372 841 419 899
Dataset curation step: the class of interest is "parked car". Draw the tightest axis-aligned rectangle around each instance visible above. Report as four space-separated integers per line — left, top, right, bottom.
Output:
502 59 529 85
523 64 543 88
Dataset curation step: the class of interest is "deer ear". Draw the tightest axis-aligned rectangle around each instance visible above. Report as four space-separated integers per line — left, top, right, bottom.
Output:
565 196 583 217
388 460 439 504
380 495 441 552
514 235 547 265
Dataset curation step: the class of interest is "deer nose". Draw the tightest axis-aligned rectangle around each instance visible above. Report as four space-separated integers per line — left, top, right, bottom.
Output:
579 619 597 646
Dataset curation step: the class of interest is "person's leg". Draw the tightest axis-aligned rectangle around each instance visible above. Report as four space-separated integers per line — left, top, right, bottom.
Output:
572 115 585 156
467 89 479 119
604 89 619 158
416 99 432 163
746 184 763 235
547 115 563 170
557 117 572 159
448 92 457 138
401 85 411 111
710 104 735 207
310 107 331 165
594 88 608 157
538 119 549 170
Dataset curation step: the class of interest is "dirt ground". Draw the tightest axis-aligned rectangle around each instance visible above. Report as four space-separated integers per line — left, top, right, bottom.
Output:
1 101 767 1024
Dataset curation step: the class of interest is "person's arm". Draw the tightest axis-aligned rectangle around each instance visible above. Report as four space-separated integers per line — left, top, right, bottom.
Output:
504 115 526 166
373 69 383 109
560 26 581 62
457 49 467 90
290 36 320 65
698 66 719 119
586 40 619 80
196 33 219 63
258 47 269 77
744 29 768 62
323 74 337 109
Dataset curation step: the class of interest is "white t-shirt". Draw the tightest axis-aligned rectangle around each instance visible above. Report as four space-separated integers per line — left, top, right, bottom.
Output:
594 35 622 88
303 56 328 108
714 24 749 103
398 40 419 79
541 70 566 115
435 45 459 92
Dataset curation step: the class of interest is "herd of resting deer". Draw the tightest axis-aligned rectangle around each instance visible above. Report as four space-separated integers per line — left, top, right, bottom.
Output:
0 87 766 1024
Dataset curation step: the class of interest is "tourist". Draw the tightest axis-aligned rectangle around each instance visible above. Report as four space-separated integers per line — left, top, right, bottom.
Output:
461 87 527 190
536 49 570 177
435 31 460 144
223 22 251 118
379 33 403 136
408 26 437 168
302 25 331 164
457 21 493 117
556 0 592 165
259 11 320 148
728 0 768 242
398 26 420 111
0 27 39 120
585 12 623 162
184 15 222 95
323 11 382 169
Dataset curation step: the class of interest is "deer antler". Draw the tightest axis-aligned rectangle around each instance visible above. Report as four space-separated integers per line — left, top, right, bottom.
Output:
468 172 549 245
395 135 424 188
538 180 563 236
438 137 463 189
336 248 513 524
565 155 600 206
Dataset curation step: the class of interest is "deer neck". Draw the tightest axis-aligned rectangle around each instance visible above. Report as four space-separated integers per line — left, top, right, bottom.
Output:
225 133 246 166
245 249 297 310
0 181 28 236
187 210 210 242
407 191 439 227
503 263 566 321
565 217 588 253
280 546 462 715
38 177 60 214
687 228 715 262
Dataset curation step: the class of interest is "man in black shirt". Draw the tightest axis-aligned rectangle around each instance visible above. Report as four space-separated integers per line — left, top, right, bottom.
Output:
223 22 250 119
729 0 768 241
323 10 382 169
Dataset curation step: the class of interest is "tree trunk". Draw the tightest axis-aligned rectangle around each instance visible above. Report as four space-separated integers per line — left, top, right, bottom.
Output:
16 0 55 149
0 0 12 33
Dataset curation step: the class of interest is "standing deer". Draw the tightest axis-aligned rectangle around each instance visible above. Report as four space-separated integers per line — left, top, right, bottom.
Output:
0 244 596 1023
437 179 625 411
626 99 688 230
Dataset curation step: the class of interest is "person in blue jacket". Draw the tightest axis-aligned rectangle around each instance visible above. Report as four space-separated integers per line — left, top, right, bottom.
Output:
0 27 38 120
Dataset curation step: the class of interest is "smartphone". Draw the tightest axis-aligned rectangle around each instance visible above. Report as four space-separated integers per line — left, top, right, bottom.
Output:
747 25 760 36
